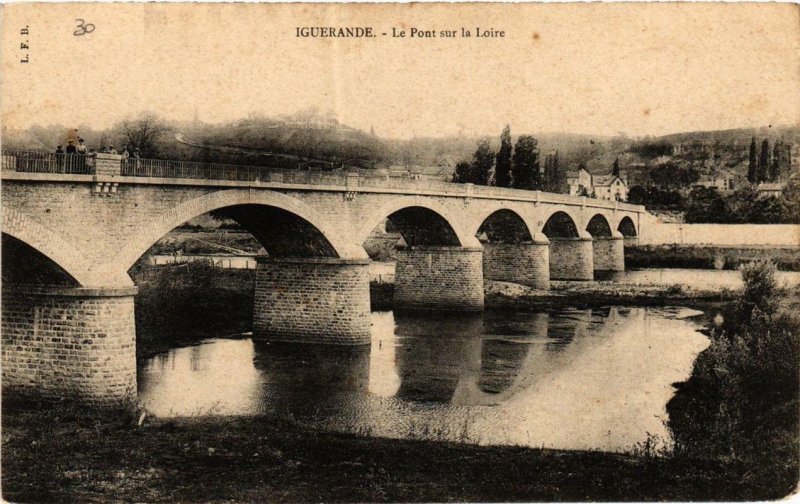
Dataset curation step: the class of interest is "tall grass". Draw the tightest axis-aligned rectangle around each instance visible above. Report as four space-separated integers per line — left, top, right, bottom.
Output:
667 260 799 498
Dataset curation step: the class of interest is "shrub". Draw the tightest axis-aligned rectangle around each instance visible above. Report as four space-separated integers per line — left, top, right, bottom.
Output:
668 259 800 498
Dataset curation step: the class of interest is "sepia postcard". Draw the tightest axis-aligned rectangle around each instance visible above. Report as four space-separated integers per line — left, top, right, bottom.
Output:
1 2 799 502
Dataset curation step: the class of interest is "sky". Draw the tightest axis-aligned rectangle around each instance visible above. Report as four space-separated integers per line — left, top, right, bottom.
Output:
2 2 798 139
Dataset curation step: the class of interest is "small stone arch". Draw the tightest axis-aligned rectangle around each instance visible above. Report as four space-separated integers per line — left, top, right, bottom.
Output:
617 216 638 237
114 189 357 272
586 214 613 238
542 210 582 238
355 196 479 248
1 206 107 286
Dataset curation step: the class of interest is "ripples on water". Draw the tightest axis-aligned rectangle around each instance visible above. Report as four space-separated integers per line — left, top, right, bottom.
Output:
138 307 709 453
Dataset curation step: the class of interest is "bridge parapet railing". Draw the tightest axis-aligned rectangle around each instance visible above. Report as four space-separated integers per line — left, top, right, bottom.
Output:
3 150 645 212
1 150 94 175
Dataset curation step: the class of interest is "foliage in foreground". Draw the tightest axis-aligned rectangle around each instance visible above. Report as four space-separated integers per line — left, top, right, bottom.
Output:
668 260 800 499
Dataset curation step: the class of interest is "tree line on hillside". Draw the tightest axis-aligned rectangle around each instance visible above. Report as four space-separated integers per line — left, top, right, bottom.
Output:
628 182 800 224
451 125 568 193
748 137 792 184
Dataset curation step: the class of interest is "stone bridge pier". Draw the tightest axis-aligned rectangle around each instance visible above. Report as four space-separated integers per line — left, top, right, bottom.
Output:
478 209 550 290
394 246 485 311
252 257 372 344
2 285 138 404
586 214 625 274
543 211 594 281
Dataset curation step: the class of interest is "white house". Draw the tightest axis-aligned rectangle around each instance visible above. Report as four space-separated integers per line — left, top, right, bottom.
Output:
593 174 629 201
567 167 593 196
567 167 629 201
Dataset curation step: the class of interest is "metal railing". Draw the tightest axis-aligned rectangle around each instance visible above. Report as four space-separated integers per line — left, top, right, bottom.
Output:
120 157 356 185
1 150 93 175
2 149 644 212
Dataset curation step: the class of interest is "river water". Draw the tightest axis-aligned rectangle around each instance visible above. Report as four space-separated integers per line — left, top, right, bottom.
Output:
138 306 709 453
149 256 800 289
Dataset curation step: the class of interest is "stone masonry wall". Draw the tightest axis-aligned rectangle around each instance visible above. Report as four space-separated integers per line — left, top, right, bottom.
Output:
394 247 484 311
549 238 594 281
593 237 625 271
253 258 371 345
483 243 550 290
1 287 137 404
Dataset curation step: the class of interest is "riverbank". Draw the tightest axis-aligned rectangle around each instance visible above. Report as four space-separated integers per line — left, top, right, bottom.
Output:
626 244 800 271
666 261 800 498
485 279 735 312
0 400 779 502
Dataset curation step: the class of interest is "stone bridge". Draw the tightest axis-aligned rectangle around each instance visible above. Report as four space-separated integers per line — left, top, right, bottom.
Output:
1 152 646 404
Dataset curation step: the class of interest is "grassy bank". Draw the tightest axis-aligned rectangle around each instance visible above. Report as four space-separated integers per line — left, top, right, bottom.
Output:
0 400 775 503
626 244 800 271
667 260 800 498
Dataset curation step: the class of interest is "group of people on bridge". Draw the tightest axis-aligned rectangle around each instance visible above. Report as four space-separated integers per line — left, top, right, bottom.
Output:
52 138 141 173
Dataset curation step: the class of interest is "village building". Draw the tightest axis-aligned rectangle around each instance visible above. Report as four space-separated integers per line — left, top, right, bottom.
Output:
566 167 593 197
692 170 735 192
593 174 629 201
756 182 786 197
567 167 629 201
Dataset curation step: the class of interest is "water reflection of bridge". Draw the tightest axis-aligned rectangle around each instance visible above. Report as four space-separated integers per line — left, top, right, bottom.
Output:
246 308 640 416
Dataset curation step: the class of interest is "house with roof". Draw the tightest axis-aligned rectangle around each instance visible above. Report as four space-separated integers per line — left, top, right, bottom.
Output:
593 173 629 201
567 166 629 201
691 170 735 192
756 182 786 197
566 167 593 197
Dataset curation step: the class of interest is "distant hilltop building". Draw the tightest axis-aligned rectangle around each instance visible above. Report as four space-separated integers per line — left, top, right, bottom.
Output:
692 170 735 192
756 182 786 197
567 166 629 201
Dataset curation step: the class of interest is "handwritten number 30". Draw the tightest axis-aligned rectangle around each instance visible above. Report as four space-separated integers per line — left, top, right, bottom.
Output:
74 19 95 36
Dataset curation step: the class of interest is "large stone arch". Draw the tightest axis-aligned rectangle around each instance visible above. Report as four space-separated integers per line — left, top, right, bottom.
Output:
113 189 361 272
1 206 115 287
355 195 481 248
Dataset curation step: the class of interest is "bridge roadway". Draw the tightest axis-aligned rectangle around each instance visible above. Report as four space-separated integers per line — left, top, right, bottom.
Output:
1 152 647 404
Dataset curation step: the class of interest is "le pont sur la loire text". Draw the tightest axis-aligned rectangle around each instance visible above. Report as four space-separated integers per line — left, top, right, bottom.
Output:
295 26 506 38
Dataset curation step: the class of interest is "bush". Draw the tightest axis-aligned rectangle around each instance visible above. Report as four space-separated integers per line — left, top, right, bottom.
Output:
667 260 800 498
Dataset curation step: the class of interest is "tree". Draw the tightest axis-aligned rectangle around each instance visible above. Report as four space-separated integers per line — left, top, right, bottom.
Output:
748 136 758 184
551 150 566 193
612 157 621 177
542 150 566 193
115 112 172 158
758 138 770 183
452 160 472 183
470 138 495 186
542 153 553 190
511 135 540 190
771 140 783 182
494 125 512 188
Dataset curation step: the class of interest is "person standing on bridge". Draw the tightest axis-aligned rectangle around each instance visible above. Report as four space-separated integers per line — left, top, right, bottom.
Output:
54 145 64 172
121 147 130 160
64 140 77 173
